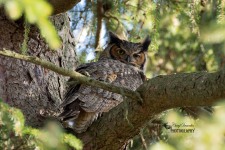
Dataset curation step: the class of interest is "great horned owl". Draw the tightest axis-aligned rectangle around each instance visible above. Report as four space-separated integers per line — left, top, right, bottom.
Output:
59 32 151 133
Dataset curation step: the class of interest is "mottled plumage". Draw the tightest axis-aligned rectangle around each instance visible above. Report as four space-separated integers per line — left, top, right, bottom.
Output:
59 32 151 133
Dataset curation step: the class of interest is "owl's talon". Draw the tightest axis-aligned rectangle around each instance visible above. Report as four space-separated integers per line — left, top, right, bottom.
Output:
83 71 91 77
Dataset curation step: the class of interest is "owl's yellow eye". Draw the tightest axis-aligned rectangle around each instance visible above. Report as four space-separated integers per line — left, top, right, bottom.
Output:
117 49 125 55
133 53 141 58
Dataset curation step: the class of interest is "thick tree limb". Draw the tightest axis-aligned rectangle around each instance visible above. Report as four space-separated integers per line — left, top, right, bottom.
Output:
0 49 141 101
48 0 81 15
80 71 225 149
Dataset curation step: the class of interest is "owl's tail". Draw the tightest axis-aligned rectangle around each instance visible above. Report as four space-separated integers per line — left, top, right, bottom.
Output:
72 110 100 133
58 100 100 133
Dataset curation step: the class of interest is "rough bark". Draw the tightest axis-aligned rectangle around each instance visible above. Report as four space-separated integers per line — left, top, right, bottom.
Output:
78 71 225 150
0 9 77 127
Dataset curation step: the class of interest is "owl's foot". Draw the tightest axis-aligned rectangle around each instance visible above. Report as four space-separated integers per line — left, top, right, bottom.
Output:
83 71 91 77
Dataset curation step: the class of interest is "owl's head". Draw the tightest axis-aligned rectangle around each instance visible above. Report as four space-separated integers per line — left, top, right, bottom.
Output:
99 32 151 71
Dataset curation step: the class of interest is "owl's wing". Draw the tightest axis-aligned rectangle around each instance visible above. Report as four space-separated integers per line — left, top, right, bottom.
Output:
58 59 144 132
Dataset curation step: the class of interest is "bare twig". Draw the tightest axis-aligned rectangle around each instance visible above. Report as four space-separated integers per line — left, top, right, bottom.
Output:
140 132 148 150
103 14 120 31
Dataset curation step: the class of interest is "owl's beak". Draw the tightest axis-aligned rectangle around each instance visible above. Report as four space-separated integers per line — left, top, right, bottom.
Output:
126 56 137 67
127 56 134 62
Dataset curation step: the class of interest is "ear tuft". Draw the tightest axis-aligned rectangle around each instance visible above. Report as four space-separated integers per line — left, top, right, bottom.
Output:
109 31 121 44
142 35 151 51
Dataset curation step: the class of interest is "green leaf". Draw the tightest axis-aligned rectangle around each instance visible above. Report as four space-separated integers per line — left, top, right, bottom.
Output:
5 0 23 20
63 133 83 150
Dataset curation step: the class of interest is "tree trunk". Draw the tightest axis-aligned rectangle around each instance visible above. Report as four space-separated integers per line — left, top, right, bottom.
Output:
0 9 77 127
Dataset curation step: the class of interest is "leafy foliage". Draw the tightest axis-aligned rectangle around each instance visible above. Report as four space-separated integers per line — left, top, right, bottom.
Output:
0 0 61 49
0 99 83 150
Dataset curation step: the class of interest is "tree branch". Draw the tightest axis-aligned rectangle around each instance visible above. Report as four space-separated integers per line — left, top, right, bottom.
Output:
95 0 103 49
80 71 225 149
0 49 142 101
48 0 81 15
103 14 121 31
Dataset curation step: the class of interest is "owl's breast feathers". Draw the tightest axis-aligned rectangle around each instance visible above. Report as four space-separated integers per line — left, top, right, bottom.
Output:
59 59 146 133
